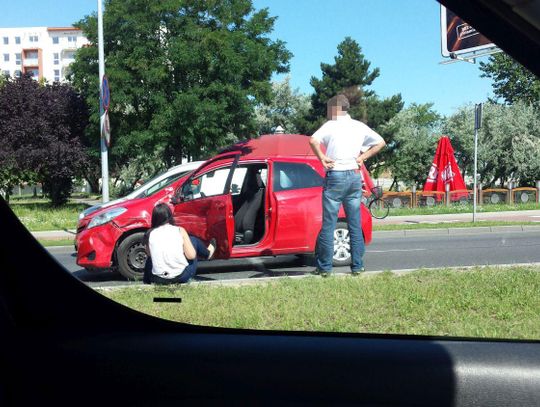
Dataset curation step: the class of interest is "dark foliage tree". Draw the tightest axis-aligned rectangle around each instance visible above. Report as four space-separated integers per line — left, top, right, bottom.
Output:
69 0 292 184
0 75 89 205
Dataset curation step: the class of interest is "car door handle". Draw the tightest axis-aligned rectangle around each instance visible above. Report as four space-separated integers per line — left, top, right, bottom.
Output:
216 202 225 209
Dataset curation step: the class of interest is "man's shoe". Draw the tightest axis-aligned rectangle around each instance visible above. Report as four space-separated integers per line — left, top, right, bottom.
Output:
311 268 332 277
351 267 365 276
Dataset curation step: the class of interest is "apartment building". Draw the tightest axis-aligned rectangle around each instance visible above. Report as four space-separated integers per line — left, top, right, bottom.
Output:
0 26 89 82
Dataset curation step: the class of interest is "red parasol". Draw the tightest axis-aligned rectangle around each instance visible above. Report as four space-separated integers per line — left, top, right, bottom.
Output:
424 136 466 195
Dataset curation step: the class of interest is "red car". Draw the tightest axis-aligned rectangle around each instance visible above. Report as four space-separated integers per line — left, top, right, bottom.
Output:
76 134 373 280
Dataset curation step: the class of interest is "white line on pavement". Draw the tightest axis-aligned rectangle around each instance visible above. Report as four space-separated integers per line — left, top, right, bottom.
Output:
367 248 427 253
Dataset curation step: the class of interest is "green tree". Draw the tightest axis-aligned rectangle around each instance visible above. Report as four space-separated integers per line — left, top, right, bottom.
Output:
479 53 540 105
444 102 540 187
301 37 403 173
70 0 291 186
382 103 442 188
254 76 310 135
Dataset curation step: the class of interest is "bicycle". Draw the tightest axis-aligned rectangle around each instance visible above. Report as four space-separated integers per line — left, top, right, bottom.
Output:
363 185 389 219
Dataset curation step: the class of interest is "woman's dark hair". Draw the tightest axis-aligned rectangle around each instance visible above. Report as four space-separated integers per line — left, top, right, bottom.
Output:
151 203 175 229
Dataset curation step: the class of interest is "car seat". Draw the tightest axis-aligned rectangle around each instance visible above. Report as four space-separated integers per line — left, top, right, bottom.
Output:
234 171 265 244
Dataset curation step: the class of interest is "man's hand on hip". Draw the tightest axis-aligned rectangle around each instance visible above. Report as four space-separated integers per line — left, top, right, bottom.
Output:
322 156 335 169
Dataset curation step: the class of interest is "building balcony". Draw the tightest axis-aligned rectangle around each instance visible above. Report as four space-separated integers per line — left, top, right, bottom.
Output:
23 58 39 67
61 48 77 56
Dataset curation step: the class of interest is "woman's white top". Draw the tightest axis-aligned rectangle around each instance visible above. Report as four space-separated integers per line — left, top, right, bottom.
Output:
148 224 188 278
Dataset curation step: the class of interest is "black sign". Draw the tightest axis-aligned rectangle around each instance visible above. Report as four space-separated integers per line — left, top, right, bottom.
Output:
441 6 494 56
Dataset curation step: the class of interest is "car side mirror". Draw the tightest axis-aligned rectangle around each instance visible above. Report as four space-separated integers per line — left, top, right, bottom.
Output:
170 196 179 205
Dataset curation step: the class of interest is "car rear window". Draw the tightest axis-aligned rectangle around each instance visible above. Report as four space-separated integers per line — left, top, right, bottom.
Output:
273 162 323 192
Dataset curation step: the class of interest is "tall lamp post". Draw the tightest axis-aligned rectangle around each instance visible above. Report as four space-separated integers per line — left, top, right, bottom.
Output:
98 0 109 202
473 103 482 222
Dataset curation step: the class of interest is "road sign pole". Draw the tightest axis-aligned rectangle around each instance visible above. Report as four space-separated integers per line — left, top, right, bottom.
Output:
98 0 109 203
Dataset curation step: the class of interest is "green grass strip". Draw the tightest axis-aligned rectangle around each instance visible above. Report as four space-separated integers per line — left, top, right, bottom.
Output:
10 202 86 231
101 266 540 340
387 202 540 216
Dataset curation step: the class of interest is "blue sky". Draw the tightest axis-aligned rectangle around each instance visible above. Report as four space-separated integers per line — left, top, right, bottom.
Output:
1 0 496 116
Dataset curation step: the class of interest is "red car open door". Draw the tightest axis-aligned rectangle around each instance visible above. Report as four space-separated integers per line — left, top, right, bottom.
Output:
171 154 240 259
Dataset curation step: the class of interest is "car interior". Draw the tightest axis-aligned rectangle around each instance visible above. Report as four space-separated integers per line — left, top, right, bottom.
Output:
232 164 267 245
1 0 540 405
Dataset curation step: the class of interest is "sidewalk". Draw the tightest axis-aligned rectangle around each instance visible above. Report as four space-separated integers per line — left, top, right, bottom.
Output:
33 230 76 240
32 210 540 241
373 209 540 226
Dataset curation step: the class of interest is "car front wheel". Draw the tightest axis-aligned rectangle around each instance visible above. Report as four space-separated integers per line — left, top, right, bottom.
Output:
116 232 147 281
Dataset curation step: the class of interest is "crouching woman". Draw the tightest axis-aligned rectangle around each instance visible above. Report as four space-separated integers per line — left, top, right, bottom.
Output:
144 203 215 284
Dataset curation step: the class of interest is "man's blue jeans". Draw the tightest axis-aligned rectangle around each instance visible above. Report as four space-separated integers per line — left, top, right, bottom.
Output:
316 170 364 272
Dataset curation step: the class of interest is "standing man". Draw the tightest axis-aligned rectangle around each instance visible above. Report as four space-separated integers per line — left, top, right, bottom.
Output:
309 94 386 276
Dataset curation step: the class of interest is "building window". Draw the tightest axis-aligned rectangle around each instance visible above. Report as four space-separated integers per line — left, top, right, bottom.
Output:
54 69 60 82
15 36 21 44
3 37 8 45
53 53 59 65
68 35 77 43
2 70 9 77
3 54 9 62
29 35 38 42
25 50 38 59
15 53 21 65
63 50 75 60
52 36 59 44
14 70 21 78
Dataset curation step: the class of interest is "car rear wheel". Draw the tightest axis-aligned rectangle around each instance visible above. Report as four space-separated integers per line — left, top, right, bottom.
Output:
116 232 147 281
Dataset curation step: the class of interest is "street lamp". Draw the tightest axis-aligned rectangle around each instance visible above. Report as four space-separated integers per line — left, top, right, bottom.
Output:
473 103 482 222
98 0 109 202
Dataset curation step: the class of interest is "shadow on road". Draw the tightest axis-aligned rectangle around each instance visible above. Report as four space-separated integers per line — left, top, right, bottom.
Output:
72 268 122 282
73 254 316 285
196 255 313 278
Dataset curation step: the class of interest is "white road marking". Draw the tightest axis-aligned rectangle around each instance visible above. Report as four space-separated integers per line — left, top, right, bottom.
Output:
368 248 427 253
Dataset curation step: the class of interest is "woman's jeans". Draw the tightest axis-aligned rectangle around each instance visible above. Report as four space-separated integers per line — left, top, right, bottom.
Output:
144 236 210 284
316 170 364 272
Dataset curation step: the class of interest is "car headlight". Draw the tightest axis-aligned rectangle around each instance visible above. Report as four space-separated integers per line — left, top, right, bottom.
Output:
79 204 102 220
87 207 127 229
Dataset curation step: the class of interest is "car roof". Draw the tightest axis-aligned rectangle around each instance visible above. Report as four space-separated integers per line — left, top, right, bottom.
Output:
218 134 315 161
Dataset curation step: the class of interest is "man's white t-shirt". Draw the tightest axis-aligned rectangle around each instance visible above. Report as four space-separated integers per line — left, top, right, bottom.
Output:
148 224 188 278
311 114 384 171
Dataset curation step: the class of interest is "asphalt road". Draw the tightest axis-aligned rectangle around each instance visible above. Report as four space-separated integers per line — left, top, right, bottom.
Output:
48 228 540 289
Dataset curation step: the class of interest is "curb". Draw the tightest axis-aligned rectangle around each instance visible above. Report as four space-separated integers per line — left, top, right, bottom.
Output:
94 262 540 291
33 230 76 239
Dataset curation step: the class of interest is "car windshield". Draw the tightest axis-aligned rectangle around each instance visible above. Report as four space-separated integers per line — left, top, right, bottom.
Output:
136 171 189 198
126 169 174 197
5 0 539 342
